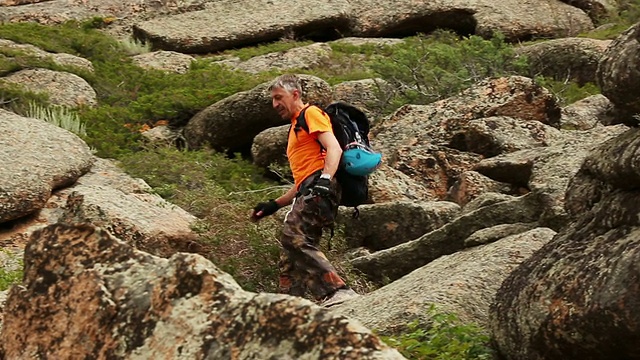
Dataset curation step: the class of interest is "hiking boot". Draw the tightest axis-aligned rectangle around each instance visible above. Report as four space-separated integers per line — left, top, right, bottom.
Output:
321 288 359 308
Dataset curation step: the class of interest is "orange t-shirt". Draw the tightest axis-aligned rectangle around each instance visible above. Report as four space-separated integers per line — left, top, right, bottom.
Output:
287 105 332 189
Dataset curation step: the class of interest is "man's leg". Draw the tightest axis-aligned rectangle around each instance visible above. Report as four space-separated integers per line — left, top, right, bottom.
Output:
280 194 346 301
278 249 307 297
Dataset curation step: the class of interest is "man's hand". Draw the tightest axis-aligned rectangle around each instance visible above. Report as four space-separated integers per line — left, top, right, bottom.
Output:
311 177 332 197
250 199 280 222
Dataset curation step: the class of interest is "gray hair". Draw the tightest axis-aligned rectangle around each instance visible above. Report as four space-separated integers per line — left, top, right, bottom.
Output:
268 74 302 94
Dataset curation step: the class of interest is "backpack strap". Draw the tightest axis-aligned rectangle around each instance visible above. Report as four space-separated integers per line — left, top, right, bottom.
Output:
294 105 327 152
294 105 312 135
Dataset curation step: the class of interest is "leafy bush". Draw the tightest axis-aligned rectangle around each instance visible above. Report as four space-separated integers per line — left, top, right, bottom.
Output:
381 306 495 360
534 76 601 105
369 31 529 110
0 20 121 63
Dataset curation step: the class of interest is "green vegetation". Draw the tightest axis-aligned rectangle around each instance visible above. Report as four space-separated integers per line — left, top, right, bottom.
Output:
368 31 529 110
118 146 285 292
581 0 640 39
0 20 271 157
26 102 87 136
533 77 601 106
381 306 495 360
118 36 152 55
0 252 23 291
0 268 22 291
218 39 314 61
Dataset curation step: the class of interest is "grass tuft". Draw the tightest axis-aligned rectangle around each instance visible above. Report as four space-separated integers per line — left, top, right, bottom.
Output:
25 102 87 136
381 305 495 360
119 37 152 55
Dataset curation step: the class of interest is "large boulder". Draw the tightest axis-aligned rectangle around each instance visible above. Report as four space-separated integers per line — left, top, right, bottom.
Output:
184 74 332 151
367 164 439 203
351 193 543 282
0 0 214 37
447 170 518 207
251 124 289 169
515 37 611 85
132 50 195 74
133 0 351 53
0 39 94 73
474 124 628 229
335 227 556 335
464 116 563 157
1 68 97 107
332 78 392 124
373 76 562 156
1 0 49 5
0 223 405 359
490 127 640 360
596 22 640 125
388 144 483 200
337 200 461 250
0 109 93 223
3 0 593 53
0 156 201 259
348 0 593 40
60 184 200 258
232 43 332 74
560 94 616 129
558 0 617 22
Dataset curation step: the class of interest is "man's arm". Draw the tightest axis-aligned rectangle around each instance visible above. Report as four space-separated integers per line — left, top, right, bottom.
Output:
275 185 297 207
317 131 342 178
250 185 297 222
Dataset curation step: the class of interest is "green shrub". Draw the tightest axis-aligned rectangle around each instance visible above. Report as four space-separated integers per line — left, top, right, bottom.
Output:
381 306 495 360
86 61 268 157
329 41 397 58
369 31 529 110
297 50 377 85
534 76 601 105
0 20 122 63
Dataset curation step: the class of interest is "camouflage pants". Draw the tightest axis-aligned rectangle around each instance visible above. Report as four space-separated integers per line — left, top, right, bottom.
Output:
278 173 346 300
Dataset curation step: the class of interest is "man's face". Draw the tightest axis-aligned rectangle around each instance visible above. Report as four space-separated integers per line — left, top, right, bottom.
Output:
271 87 299 120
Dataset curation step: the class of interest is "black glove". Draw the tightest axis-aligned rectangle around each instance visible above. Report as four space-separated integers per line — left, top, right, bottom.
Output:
311 177 332 197
251 199 279 221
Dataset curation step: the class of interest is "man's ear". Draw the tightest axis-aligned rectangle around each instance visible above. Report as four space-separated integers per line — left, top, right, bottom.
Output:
292 89 301 101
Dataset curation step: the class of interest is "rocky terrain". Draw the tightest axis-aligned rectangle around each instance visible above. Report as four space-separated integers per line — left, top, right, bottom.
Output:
1 0 639 359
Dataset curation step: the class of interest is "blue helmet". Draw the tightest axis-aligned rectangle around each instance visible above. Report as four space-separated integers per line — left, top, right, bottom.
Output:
341 143 382 176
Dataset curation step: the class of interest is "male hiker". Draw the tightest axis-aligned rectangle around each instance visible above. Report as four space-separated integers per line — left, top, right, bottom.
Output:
250 74 358 307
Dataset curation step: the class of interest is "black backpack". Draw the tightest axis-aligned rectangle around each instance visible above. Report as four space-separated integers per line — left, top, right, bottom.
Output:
294 102 373 212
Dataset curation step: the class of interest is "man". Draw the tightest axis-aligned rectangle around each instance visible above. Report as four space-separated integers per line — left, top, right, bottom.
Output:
250 74 358 307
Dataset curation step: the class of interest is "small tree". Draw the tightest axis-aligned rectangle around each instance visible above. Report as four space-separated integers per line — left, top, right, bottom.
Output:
369 31 529 109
